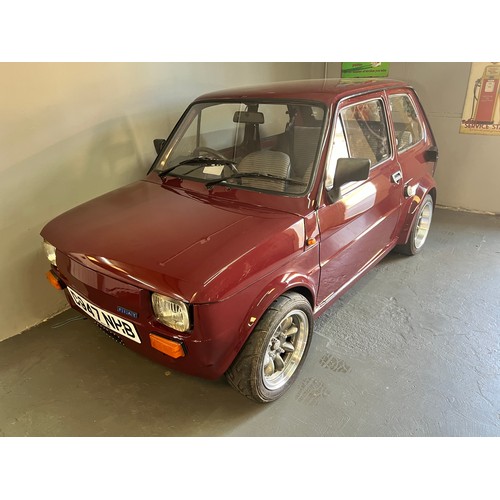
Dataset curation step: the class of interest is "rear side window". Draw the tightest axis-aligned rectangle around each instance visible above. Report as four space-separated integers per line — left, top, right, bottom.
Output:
340 98 390 167
389 94 423 151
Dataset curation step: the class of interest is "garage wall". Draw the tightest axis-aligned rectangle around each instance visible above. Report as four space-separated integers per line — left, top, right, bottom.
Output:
326 62 500 214
388 62 500 214
0 62 324 341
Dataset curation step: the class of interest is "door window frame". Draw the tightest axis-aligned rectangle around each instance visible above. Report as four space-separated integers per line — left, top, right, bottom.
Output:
324 93 393 198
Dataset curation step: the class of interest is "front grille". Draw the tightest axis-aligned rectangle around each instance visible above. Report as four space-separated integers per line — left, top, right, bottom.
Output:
96 322 125 345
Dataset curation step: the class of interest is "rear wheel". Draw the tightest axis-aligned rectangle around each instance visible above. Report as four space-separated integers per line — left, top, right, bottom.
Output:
226 292 313 403
396 193 434 255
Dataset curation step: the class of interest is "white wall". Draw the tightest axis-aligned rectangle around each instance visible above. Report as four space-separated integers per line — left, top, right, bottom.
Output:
0 62 324 341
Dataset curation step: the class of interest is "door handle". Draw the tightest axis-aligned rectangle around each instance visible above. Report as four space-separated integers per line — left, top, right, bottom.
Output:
391 171 403 184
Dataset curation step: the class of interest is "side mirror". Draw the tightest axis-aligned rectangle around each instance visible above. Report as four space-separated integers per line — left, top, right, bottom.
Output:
424 146 438 162
327 158 371 203
154 139 166 155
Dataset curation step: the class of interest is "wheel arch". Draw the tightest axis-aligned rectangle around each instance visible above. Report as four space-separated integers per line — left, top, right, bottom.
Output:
231 274 317 359
250 279 316 332
285 285 315 311
397 182 436 246
428 186 437 207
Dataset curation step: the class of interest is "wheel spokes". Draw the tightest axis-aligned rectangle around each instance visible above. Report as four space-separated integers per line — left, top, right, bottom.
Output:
273 354 285 372
281 316 293 331
263 353 275 377
280 316 298 338
283 325 298 337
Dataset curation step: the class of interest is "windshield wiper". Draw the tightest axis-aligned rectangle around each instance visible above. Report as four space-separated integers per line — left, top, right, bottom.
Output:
205 172 307 189
158 157 236 178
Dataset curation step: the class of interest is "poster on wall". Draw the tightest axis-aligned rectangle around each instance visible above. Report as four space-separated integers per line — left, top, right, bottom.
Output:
460 62 500 135
341 63 389 78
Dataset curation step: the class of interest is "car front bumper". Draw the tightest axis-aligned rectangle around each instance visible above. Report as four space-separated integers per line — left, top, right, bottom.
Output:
47 255 252 380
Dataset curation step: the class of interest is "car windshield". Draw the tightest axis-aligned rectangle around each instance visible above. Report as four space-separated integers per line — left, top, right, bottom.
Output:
155 101 326 195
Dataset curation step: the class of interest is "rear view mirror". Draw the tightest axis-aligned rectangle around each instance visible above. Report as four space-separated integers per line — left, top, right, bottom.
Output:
233 111 264 124
154 139 166 155
327 158 371 203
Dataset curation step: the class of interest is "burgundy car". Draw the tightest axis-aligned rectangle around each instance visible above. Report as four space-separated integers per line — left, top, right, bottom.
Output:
41 78 438 402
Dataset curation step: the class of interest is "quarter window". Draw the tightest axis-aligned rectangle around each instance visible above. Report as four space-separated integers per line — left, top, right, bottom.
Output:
325 116 349 189
389 94 423 151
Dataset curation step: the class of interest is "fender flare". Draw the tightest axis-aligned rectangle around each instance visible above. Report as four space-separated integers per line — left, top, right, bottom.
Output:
233 272 318 357
397 181 437 245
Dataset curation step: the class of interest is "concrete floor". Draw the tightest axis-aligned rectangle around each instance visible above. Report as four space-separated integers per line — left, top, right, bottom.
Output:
1 208 499 436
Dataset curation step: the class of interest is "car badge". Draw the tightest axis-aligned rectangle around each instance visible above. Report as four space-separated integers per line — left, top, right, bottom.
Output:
117 306 138 319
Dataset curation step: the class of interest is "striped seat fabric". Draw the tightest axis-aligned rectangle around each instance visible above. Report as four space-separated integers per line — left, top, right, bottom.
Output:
237 150 291 192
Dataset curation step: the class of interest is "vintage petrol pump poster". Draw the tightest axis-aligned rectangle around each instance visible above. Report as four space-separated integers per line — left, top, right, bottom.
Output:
460 63 500 135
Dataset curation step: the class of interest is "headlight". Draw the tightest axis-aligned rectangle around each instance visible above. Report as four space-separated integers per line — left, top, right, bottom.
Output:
42 240 57 266
151 293 190 332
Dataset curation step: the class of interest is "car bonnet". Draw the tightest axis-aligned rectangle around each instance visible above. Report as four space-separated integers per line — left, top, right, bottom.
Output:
41 179 305 303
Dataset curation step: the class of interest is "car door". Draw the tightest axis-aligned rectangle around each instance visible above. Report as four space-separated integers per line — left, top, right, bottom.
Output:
316 93 404 307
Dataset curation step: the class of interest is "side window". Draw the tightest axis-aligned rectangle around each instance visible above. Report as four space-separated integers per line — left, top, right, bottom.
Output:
340 98 390 166
389 94 423 151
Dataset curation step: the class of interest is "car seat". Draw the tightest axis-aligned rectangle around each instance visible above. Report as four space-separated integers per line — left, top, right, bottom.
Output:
237 150 291 192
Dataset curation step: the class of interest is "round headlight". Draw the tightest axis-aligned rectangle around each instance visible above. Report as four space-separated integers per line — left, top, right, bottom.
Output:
152 293 190 332
42 240 57 266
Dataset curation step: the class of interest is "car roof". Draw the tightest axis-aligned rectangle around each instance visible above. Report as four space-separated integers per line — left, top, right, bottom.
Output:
195 78 411 105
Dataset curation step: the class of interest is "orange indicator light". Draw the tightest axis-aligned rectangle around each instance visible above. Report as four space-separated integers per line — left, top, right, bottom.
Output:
46 270 64 290
150 334 185 358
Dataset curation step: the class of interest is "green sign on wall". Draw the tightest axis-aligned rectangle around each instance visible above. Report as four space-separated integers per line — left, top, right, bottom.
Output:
341 62 390 78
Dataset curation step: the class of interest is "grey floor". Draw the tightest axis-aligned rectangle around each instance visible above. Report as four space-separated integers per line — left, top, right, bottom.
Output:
1 208 499 436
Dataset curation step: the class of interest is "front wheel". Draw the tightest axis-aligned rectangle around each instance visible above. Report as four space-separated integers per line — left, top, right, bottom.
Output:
396 193 434 255
225 292 313 403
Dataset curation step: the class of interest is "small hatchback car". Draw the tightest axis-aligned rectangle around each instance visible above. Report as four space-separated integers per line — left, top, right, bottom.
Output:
41 78 438 402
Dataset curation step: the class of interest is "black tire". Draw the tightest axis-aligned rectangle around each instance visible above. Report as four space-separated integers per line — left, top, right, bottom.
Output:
225 292 313 403
395 193 434 256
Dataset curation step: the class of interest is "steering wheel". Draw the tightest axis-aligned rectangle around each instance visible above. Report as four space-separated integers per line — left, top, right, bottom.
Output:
192 146 238 173
193 146 229 161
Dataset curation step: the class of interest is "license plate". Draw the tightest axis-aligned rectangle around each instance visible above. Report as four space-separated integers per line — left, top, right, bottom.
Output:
67 287 141 344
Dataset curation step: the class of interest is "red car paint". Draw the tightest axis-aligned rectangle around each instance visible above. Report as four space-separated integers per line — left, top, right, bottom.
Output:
41 78 437 380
